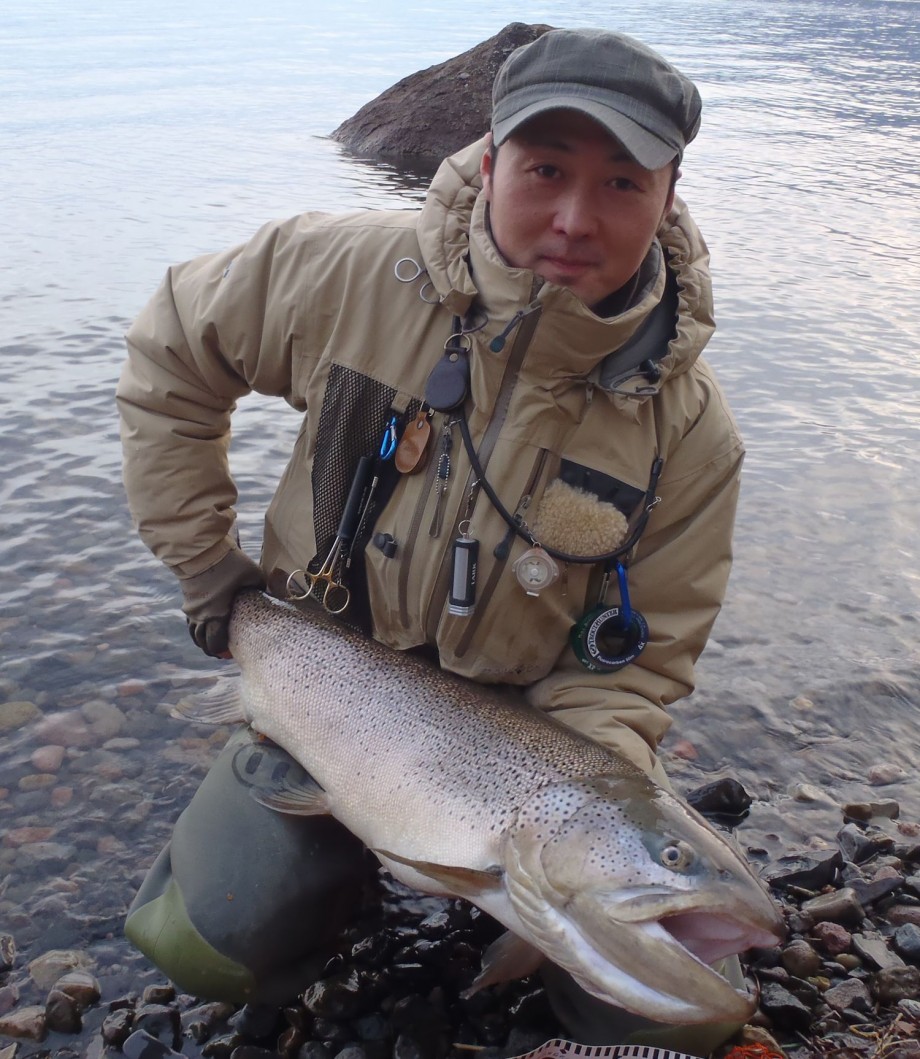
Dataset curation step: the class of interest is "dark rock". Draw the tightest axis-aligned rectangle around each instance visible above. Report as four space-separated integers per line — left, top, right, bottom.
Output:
417 911 451 936
133 1003 181 1051
801 886 865 925
102 1007 134 1047
894 923 920 964
0 984 20 1017
228 1047 277 1059
686 777 752 822
0 935 14 973
142 984 176 1006
202 1033 245 1058
298 1044 333 1059
55 969 101 1011
852 932 905 970
766 848 842 891
277 1025 304 1059
312 1019 352 1047
352 1014 391 1043
811 921 853 955
837 822 895 863
823 978 873 1014
303 971 376 1020
843 801 900 822
392 1033 437 1059
349 932 395 966
182 1002 237 1044
228 1003 280 1040
870 965 920 1005
332 1047 367 1059
851 874 905 907
758 981 814 1031
45 987 83 1033
122 1028 186 1058
781 939 822 977
330 23 553 164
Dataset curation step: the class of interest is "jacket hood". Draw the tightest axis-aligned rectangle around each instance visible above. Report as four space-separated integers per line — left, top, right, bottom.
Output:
416 136 716 390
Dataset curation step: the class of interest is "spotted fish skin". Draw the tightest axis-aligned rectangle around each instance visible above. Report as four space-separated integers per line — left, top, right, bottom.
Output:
205 591 783 1025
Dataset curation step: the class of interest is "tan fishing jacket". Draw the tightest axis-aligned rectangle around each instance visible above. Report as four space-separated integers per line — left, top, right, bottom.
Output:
118 138 743 785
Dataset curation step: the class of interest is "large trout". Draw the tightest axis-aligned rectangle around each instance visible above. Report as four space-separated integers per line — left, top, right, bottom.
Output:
177 591 782 1025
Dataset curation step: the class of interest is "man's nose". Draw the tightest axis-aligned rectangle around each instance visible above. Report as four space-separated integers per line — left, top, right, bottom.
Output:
553 190 599 239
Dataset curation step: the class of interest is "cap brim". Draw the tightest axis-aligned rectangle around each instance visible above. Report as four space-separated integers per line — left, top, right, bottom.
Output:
492 97 678 170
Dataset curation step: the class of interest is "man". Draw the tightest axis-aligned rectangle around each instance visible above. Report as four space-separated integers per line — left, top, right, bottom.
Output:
117 28 745 1052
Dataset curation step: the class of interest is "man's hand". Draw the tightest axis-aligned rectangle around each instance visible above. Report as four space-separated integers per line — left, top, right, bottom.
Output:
180 549 266 657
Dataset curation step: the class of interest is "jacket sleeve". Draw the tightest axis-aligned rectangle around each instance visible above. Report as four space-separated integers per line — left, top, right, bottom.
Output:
116 217 313 577
524 371 744 786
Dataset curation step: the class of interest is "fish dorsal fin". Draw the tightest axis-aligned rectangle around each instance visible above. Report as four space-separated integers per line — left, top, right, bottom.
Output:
172 677 248 725
461 930 544 997
374 848 503 895
249 772 331 816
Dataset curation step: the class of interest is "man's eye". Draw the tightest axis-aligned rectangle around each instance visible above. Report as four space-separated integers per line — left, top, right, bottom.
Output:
610 177 639 192
533 164 560 179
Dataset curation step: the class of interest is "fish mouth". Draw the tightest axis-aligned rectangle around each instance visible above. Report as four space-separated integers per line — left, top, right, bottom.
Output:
509 881 783 1024
660 908 782 966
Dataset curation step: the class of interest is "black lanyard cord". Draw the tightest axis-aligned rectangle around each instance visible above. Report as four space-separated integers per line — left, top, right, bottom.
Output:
456 410 663 567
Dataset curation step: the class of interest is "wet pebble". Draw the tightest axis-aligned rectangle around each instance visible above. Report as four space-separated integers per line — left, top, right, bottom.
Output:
0 701 41 734
894 923 920 963
27 949 92 990
0 1005 47 1041
811 920 853 955
102 1007 135 1047
868 763 908 786
45 986 83 1033
824 977 873 1014
30 745 65 773
780 938 822 977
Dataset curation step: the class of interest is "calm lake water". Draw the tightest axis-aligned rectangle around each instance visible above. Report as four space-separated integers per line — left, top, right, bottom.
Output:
1 0 919 1002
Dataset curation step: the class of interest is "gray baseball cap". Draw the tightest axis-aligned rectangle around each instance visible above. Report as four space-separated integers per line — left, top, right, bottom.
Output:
491 29 702 169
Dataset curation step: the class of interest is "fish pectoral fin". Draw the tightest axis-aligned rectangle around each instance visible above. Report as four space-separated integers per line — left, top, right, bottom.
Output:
172 678 247 725
374 849 503 894
248 773 332 816
461 931 544 998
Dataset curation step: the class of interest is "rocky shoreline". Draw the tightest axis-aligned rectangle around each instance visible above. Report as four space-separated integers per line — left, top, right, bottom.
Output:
3 782 920 1059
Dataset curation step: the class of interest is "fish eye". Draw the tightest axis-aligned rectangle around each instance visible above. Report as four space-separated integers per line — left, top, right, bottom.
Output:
660 840 695 872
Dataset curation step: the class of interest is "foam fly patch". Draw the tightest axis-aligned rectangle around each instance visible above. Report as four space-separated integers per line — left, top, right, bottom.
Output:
531 479 628 557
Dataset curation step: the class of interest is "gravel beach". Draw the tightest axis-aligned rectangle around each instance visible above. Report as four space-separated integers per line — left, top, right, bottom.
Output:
3 764 920 1059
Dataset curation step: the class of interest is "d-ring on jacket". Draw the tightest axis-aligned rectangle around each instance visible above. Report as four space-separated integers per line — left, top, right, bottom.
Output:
117 136 744 787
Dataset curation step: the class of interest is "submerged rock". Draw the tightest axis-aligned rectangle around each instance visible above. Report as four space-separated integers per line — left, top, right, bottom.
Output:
330 23 552 165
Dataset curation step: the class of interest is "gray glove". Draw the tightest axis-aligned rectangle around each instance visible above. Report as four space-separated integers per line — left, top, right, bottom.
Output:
180 548 266 657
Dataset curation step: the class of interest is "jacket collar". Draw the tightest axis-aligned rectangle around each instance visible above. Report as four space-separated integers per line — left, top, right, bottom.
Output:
416 136 715 388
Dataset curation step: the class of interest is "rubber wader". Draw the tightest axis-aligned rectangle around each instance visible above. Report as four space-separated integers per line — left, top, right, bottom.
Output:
540 957 748 1053
125 729 371 1005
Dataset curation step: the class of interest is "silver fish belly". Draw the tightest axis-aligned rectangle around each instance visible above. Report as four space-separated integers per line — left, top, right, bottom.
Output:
177 591 783 1026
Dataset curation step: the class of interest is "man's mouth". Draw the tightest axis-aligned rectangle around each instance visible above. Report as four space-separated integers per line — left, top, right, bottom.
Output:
539 255 598 283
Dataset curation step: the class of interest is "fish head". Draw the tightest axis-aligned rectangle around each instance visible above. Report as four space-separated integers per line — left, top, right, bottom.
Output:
503 773 785 1025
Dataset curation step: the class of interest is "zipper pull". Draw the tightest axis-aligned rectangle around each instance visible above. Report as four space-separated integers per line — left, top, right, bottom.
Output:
489 300 542 353
492 494 531 561
428 418 454 538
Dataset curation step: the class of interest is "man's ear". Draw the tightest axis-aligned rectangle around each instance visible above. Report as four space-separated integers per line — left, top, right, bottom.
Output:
480 133 494 200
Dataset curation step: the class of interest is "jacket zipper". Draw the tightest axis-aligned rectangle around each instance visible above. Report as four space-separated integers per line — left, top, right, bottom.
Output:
397 414 456 630
424 295 545 642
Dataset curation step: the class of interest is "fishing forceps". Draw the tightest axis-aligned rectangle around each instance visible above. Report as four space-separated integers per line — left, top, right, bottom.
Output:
286 454 376 614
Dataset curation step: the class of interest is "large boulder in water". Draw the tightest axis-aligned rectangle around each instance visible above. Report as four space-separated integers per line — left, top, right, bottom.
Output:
330 22 553 167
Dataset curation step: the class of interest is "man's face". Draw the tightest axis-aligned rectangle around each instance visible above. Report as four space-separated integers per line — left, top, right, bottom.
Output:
480 111 676 309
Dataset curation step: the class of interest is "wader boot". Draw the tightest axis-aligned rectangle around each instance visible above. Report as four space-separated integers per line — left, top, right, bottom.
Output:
125 729 371 1004
540 956 748 1054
